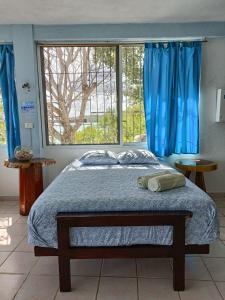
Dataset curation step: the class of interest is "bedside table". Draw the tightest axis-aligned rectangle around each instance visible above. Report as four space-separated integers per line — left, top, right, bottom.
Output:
4 158 56 215
175 159 217 192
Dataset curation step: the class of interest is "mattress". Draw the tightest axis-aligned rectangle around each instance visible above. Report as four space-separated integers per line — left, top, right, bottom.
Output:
28 160 219 248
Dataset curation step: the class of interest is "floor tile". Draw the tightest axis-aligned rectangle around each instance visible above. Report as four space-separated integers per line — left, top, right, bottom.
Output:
179 280 222 300
0 197 19 203
215 282 225 299
16 216 28 224
0 214 20 228
137 258 172 278
0 205 19 211
217 209 224 217
97 277 137 300
14 274 59 300
215 200 225 208
219 217 225 227
0 252 10 266
101 259 136 277
0 232 24 252
209 193 225 199
220 217 225 227
1 204 19 209
218 208 225 217
0 252 38 274
32 257 102 276
201 240 225 258
55 276 99 300
15 237 33 252
0 274 26 300
203 257 225 281
185 257 211 280
31 257 58 275
138 278 180 300
71 259 102 276
220 227 225 240
7 222 27 236
0 209 20 214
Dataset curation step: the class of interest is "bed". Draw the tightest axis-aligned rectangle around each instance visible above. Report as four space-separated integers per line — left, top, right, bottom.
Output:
28 160 219 292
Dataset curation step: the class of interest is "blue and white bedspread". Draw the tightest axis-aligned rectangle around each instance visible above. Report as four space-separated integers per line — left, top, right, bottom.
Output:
28 160 219 248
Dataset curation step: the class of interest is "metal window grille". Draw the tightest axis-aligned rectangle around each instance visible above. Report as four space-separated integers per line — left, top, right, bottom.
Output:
122 46 146 143
41 45 146 145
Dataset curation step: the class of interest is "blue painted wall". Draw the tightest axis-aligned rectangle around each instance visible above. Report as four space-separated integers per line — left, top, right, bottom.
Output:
0 22 224 155
34 22 225 41
0 23 225 194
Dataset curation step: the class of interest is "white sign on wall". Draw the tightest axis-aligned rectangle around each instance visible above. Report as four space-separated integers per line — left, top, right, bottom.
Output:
21 101 36 114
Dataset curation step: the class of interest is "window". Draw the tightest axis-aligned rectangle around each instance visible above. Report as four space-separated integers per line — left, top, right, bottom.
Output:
0 91 6 144
41 45 146 145
122 46 145 143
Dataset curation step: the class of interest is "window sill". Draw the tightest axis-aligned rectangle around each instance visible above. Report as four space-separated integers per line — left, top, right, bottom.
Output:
42 142 147 150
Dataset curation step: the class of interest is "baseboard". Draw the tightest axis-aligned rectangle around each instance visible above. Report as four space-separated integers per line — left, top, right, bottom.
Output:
0 196 19 201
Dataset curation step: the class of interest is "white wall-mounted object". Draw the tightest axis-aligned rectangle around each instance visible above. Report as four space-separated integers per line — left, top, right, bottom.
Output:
216 89 225 122
24 122 34 129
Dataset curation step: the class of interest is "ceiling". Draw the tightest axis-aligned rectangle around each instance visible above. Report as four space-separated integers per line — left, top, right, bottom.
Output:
0 0 225 25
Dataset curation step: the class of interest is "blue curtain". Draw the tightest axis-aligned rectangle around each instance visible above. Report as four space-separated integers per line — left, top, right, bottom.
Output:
0 45 20 158
143 42 202 156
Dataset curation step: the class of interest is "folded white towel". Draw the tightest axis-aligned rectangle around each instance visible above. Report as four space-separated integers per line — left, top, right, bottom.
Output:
148 173 186 192
137 170 171 189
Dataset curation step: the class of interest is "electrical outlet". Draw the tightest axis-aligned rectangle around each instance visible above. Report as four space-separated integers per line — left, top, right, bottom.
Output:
24 122 34 129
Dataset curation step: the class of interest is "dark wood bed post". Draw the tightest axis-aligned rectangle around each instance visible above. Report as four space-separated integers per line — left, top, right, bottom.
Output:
173 217 185 291
57 220 71 292
55 210 192 292
35 210 209 293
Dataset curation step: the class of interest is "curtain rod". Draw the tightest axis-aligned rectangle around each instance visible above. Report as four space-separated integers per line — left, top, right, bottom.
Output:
146 38 208 43
38 38 208 46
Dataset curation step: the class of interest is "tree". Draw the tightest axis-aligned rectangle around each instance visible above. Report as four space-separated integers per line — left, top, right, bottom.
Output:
123 103 146 143
43 46 115 144
122 46 144 105
121 46 145 143
43 45 145 145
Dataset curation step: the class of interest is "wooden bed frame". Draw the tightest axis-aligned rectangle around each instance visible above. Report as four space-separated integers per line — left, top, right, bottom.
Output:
34 210 209 292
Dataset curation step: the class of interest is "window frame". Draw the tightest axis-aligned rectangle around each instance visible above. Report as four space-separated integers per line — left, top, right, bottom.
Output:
0 89 7 146
37 42 146 148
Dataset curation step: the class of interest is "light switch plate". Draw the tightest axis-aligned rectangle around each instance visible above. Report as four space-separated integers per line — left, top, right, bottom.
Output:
24 122 34 129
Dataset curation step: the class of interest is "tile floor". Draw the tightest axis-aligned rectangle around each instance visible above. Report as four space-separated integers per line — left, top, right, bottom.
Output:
0 194 225 299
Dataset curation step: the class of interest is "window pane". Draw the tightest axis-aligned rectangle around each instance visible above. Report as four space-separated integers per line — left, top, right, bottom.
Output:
0 91 6 144
122 46 146 143
42 46 118 145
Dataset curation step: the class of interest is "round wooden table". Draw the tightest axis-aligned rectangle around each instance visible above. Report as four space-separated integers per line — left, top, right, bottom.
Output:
4 158 56 215
175 159 217 192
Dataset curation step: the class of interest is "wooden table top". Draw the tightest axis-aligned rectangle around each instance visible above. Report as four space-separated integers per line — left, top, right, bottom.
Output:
175 159 217 172
4 158 56 169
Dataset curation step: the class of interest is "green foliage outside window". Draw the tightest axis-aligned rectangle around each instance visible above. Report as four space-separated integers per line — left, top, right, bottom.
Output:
42 45 146 145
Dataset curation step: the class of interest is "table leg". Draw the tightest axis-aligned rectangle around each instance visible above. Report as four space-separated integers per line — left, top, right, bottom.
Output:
19 165 43 216
185 171 191 178
195 172 206 192
34 166 43 199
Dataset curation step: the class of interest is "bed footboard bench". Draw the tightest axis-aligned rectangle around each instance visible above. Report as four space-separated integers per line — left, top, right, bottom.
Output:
34 210 209 293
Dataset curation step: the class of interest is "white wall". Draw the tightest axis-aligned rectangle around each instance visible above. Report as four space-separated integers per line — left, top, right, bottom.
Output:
0 24 225 194
199 39 225 192
42 39 225 192
0 146 19 196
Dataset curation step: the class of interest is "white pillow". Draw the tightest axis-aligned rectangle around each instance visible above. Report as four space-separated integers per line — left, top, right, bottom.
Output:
79 150 118 165
118 149 159 165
